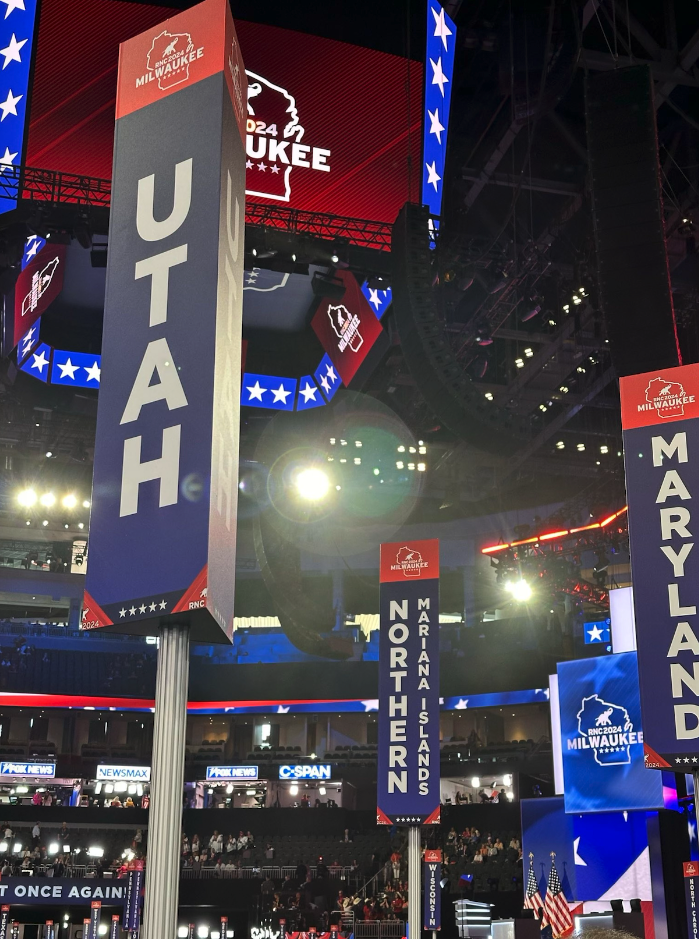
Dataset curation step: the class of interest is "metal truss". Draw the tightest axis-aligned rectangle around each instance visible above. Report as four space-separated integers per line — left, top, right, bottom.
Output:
0 166 393 252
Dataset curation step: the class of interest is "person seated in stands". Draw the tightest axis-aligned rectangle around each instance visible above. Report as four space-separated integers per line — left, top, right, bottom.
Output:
110 796 122 808
133 829 143 850
363 899 375 921
246 830 254 848
191 834 200 856
447 827 457 843
391 891 404 916
225 834 236 854
265 842 274 859
487 841 498 858
473 851 483 864
213 857 225 878
330 859 342 871
236 830 247 851
494 838 504 852
509 836 520 850
124 797 135 808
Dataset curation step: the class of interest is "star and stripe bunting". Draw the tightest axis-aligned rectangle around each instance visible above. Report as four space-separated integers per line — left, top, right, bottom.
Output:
51 350 101 387
16 314 39 363
296 374 324 410
0 0 39 214
19 340 50 381
543 856 574 938
361 282 392 320
314 353 341 401
422 2 455 220
21 234 45 269
242 373 297 410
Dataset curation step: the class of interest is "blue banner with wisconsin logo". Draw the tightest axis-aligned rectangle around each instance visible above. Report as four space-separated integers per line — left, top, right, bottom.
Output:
558 652 664 813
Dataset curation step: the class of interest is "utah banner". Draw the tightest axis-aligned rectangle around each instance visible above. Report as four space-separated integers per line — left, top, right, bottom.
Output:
84 0 247 643
620 363 699 767
377 539 440 825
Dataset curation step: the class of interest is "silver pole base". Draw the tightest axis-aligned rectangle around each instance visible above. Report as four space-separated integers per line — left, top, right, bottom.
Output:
140 623 190 939
408 826 421 939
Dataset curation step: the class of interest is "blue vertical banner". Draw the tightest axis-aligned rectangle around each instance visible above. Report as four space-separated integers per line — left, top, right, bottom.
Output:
84 0 248 642
620 363 699 768
110 915 120 939
0 0 39 214
221 915 228 938
377 539 440 825
422 2 455 220
686 862 699 939
424 849 442 929
0 907 9 939
89 902 101 939
123 865 144 933
558 652 664 812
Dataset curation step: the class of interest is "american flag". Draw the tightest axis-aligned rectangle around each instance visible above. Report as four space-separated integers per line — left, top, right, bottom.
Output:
523 855 543 918
543 856 574 938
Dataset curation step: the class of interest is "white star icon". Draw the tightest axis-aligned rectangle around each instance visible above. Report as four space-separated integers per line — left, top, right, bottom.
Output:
0 88 21 121
0 33 27 69
368 289 381 310
320 374 331 394
325 364 337 383
139 604 146 614
587 625 604 642
119 609 126 618
362 699 379 712
25 238 40 259
299 381 318 403
427 107 445 144
277 705 290 714
677 758 683 763
149 602 156 612
270 165 281 174
686 758 691 763
128 606 136 616
0 0 25 18
271 383 291 404
246 380 266 401
454 698 469 709
84 361 101 383
57 358 78 380
159 600 167 610
431 5 453 50
245 160 253 169
30 349 48 373
257 162 267 171
430 56 449 96
0 145 17 171
425 161 441 191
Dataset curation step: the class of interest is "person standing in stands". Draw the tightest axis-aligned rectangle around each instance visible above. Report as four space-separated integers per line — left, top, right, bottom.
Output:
296 859 308 884
390 849 401 883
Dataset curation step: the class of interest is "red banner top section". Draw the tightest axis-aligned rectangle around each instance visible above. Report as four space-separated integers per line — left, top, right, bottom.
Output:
380 539 439 583
425 849 442 863
116 0 246 140
620 362 699 431
685 861 699 878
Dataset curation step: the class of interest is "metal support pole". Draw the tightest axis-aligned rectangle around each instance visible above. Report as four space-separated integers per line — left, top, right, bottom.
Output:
408 826 421 939
140 623 190 939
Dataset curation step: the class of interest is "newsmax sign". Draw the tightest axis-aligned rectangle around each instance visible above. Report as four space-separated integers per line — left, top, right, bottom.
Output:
621 362 699 768
377 539 440 826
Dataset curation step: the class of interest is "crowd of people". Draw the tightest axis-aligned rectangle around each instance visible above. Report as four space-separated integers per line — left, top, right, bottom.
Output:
0 821 146 878
444 826 521 865
181 829 257 869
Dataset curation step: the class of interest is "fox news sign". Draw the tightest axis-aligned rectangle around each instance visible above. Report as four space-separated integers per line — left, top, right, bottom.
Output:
0 762 55 778
621 362 699 768
377 539 440 826
84 0 247 642
207 765 258 781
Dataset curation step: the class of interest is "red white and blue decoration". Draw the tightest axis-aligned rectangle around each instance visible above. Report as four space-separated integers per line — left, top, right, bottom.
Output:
422 2 455 220
16 315 39 364
50 350 101 388
361 282 392 321
242 373 297 411
0 0 38 214
21 235 46 269
18 340 50 381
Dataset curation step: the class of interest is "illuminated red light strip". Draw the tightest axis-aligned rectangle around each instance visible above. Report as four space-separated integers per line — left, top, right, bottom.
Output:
480 506 628 554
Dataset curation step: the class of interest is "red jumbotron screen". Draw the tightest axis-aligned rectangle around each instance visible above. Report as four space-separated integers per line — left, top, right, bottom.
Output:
27 0 421 222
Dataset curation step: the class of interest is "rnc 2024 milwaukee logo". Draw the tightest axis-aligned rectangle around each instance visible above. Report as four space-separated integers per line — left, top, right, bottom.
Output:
136 30 204 91
638 377 696 419
328 304 363 354
567 694 642 767
390 547 429 578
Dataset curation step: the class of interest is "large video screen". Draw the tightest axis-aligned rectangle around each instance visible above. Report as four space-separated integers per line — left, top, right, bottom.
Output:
27 0 421 222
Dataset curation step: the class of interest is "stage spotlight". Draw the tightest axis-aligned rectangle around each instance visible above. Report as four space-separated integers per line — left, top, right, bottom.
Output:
295 468 330 502
82 500 91 508
506 580 532 602
471 777 480 788
17 489 37 507
289 784 299 796
40 492 55 507
62 494 77 509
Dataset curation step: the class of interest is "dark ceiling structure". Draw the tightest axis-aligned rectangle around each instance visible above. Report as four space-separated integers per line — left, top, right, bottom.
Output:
0 0 698 534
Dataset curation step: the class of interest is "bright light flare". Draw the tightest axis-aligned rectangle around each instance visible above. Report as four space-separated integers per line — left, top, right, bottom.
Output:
39 492 55 507
505 580 532 602
295 467 330 502
62 494 77 509
17 489 37 507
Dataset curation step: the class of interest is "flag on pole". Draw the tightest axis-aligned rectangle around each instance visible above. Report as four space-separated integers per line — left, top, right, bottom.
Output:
543 854 574 938
524 853 544 918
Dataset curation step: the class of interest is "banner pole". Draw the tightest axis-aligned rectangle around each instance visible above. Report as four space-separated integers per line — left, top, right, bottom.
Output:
409 825 421 939
140 623 190 939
